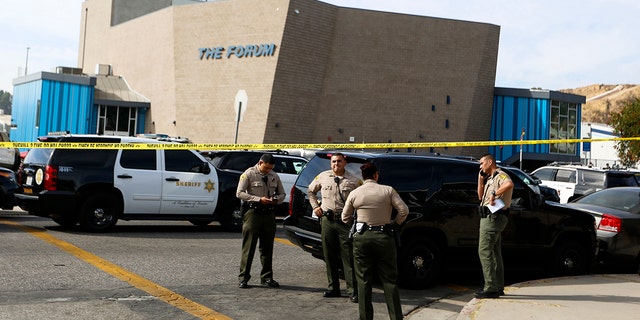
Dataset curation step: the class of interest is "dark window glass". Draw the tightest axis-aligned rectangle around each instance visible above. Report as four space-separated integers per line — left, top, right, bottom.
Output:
221 153 261 171
24 148 54 164
120 150 156 170
165 150 203 173
436 162 478 204
533 168 555 181
375 158 432 191
52 149 118 168
274 158 308 174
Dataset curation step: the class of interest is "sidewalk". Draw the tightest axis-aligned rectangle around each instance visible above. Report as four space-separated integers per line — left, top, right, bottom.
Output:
408 274 640 320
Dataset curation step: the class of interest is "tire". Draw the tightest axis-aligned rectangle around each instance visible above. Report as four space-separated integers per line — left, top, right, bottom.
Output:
189 219 214 227
79 193 119 233
219 199 243 232
397 236 442 289
52 216 79 228
551 239 589 277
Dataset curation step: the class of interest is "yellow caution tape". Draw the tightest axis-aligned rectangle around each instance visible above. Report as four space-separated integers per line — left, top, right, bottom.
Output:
2 137 639 150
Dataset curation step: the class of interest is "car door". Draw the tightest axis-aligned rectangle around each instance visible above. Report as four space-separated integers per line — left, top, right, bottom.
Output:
160 150 219 214
114 149 162 214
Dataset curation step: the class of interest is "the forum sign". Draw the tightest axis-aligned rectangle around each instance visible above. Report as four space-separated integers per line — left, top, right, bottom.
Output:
199 43 277 60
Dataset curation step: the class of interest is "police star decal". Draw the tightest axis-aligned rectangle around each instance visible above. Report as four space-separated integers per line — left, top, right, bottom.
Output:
203 179 216 193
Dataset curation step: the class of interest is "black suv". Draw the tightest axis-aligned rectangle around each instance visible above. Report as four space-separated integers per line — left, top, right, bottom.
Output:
283 151 597 288
15 135 243 232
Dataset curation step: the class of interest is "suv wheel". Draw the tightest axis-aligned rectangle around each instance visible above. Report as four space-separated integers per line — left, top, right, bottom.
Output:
397 236 442 288
79 193 119 232
552 239 588 276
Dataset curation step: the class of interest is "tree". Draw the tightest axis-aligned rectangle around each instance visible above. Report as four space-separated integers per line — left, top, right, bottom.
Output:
608 97 640 167
0 90 11 115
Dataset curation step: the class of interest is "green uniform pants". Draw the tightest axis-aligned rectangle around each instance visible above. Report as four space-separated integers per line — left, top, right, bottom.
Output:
478 214 508 292
238 209 277 282
353 230 402 320
321 216 357 295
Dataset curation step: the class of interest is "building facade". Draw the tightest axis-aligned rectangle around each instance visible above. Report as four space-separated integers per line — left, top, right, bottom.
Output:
491 87 586 171
11 66 149 144
74 0 500 157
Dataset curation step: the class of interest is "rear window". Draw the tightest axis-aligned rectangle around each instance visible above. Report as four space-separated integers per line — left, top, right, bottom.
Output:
575 188 640 212
581 170 605 187
605 173 639 188
23 148 54 164
51 149 118 168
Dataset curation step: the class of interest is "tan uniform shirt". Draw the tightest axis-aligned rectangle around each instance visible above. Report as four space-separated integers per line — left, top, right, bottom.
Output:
481 168 513 208
236 164 285 204
308 170 361 213
342 179 409 226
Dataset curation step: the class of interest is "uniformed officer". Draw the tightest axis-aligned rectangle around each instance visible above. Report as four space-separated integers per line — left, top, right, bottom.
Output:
237 153 285 289
342 162 408 320
308 152 362 302
475 153 514 299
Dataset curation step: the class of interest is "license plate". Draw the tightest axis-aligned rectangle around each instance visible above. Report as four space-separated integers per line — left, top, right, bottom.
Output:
23 187 32 194
26 176 33 185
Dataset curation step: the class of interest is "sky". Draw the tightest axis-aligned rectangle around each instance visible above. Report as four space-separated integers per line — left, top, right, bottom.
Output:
1 0 639 93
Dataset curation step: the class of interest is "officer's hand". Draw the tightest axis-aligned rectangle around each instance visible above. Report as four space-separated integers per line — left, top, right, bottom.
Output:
313 207 323 218
260 197 275 204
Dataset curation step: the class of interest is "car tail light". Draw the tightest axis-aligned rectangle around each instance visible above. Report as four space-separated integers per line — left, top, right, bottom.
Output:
598 214 621 233
44 165 58 191
17 162 24 184
288 185 295 216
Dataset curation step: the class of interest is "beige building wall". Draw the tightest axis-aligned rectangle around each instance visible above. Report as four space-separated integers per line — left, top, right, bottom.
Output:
78 0 499 157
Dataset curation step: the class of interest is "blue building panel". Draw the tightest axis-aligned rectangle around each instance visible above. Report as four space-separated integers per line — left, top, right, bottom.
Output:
491 88 585 169
12 74 95 146
40 79 95 135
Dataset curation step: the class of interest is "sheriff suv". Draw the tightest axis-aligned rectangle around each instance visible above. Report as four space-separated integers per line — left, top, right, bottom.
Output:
283 151 597 288
531 164 639 203
15 135 243 232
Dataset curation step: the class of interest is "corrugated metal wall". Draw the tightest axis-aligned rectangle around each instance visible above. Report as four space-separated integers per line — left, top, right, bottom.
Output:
490 95 551 162
490 95 582 164
11 79 94 145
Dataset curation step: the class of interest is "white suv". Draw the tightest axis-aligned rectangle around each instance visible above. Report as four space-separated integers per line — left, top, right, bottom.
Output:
0 131 21 171
531 165 639 203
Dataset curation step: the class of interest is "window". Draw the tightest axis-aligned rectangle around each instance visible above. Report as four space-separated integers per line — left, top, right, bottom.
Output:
120 150 156 170
165 150 203 173
97 105 139 136
555 169 575 183
532 168 555 181
550 101 578 154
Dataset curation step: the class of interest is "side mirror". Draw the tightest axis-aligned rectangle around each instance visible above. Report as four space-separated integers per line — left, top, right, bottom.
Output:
202 161 211 174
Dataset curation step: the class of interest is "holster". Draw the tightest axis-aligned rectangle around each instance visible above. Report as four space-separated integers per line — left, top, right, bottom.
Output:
477 206 490 218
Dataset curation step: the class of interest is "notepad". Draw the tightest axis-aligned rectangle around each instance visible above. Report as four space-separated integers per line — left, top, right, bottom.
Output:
487 199 505 213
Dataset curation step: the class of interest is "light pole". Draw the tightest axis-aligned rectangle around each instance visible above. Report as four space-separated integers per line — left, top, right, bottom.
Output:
25 47 30 76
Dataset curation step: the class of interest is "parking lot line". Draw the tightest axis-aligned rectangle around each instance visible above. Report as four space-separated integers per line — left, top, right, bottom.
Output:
0 219 232 320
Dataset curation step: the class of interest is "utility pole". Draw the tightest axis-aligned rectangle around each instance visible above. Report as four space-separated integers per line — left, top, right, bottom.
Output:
25 47 30 76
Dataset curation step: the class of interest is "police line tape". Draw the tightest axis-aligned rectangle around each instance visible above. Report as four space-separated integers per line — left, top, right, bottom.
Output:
1 137 639 150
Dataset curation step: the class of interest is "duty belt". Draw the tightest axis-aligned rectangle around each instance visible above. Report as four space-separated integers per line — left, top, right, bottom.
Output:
323 209 343 222
366 224 393 232
246 202 276 214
